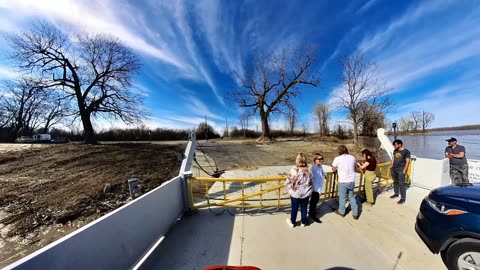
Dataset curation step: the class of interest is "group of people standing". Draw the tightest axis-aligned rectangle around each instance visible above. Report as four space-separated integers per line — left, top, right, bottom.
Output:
284 136 469 228
285 140 412 228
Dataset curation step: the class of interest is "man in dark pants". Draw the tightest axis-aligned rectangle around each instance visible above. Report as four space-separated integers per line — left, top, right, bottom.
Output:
445 137 469 184
390 139 411 205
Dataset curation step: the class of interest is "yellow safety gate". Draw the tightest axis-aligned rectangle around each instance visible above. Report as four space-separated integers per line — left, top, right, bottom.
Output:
188 162 408 209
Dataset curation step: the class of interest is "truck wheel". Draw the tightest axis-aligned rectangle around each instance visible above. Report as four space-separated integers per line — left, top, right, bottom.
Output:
446 240 480 270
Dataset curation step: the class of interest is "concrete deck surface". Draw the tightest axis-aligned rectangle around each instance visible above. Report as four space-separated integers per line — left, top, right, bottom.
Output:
140 166 446 270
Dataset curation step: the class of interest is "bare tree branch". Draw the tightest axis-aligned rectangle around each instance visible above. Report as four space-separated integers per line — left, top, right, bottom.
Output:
229 47 319 140
7 22 144 143
336 53 392 142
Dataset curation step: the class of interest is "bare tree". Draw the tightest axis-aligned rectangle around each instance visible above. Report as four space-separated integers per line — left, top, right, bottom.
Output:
8 22 143 144
0 79 46 139
0 95 15 129
399 117 414 132
40 92 73 133
385 118 393 130
410 111 421 131
231 47 319 141
0 111 9 129
196 121 218 139
239 112 250 137
336 53 392 143
313 101 331 136
421 111 435 132
358 102 386 137
301 121 308 136
286 108 298 136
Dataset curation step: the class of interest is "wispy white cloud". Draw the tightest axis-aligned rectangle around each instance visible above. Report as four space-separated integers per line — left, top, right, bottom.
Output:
357 1 451 54
319 25 361 75
0 66 16 79
0 0 193 71
194 0 241 75
337 0 480 127
170 0 225 106
355 1 480 92
185 95 224 121
357 0 379 14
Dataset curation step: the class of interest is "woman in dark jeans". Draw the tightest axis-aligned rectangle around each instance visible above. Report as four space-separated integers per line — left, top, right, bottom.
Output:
285 153 312 227
357 149 377 206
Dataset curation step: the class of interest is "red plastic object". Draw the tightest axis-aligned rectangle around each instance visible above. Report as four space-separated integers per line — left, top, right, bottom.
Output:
202 266 261 270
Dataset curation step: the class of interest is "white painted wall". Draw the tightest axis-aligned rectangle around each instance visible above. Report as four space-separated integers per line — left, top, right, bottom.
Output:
468 159 480 184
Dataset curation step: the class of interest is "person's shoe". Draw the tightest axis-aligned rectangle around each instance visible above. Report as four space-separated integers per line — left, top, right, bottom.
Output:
301 223 307 227
397 199 406 205
353 215 359 220
335 210 345 217
364 202 375 207
309 216 322 223
286 218 295 228
390 194 399 199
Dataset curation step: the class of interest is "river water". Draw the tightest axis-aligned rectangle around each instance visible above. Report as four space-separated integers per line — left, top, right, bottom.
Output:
361 129 480 161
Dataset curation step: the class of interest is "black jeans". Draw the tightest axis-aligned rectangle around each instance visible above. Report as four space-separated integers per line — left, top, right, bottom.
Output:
391 168 406 199
309 191 320 217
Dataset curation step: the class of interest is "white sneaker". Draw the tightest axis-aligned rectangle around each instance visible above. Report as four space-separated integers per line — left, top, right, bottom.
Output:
300 223 307 228
286 218 295 228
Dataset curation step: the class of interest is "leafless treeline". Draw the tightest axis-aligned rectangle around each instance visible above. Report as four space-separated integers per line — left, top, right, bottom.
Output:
396 111 435 133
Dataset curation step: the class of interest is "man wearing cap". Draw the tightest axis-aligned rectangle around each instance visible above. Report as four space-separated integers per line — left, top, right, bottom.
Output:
445 137 469 184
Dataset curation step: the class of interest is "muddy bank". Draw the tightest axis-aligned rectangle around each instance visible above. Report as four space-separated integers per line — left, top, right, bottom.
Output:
199 137 368 171
0 142 185 267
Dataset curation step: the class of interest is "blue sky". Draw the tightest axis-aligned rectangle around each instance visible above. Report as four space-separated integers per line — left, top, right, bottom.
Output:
0 0 479 133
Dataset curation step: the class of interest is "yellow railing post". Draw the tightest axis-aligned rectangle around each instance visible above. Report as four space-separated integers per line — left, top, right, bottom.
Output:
277 180 282 207
205 182 210 207
223 181 227 201
260 182 263 207
188 177 194 210
241 181 245 207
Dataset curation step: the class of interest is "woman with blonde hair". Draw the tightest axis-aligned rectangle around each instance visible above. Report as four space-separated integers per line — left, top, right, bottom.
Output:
285 153 313 227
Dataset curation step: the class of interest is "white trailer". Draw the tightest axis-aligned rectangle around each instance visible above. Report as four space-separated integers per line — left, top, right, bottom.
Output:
32 134 52 142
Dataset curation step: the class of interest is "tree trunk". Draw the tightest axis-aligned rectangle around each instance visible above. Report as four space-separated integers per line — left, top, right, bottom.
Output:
81 111 97 144
260 111 271 140
43 119 51 133
352 116 359 143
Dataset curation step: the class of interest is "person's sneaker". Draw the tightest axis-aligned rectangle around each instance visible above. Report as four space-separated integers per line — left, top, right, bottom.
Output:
286 218 295 228
353 215 359 220
397 199 406 205
390 194 399 199
309 216 322 223
335 210 345 217
301 223 307 227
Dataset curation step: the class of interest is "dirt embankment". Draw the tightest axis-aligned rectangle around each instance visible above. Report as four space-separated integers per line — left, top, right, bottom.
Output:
0 142 185 266
197 136 368 171
257 137 365 165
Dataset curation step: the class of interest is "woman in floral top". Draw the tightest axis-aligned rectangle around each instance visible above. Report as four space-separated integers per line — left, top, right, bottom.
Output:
285 153 313 227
